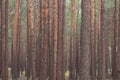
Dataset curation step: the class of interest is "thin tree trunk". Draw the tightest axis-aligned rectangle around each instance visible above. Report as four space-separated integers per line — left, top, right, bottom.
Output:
16 0 22 78
27 0 36 79
4 0 9 79
62 0 66 80
53 0 58 80
0 0 2 78
112 0 117 79
48 0 54 80
90 0 96 80
12 0 19 79
98 0 106 80
39 0 48 80
69 0 77 80
26 0 32 79
57 0 66 80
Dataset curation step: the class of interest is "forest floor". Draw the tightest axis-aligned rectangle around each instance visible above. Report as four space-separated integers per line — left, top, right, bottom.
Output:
0 69 114 80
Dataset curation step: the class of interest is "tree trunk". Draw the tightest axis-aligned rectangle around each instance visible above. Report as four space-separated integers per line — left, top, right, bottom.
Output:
112 0 118 80
57 0 66 80
80 0 91 80
98 0 106 80
27 0 36 79
0 0 2 78
12 0 19 79
69 0 77 80
90 0 96 80
39 0 48 80
53 0 58 80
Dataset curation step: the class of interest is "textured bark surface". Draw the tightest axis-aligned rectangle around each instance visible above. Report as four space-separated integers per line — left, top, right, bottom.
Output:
113 0 120 80
12 0 19 79
98 0 102 79
27 0 36 80
48 0 54 80
16 0 22 78
80 0 91 80
1 0 9 80
69 0 77 80
90 0 96 80
4 0 9 79
57 0 66 80
98 0 106 80
62 0 66 80
26 0 32 79
39 0 48 80
112 0 118 80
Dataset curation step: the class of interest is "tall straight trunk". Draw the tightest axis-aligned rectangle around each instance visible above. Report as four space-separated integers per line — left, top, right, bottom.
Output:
90 0 96 80
1 0 5 79
57 0 63 79
117 0 120 79
112 0 118 79
53 0 58 80
16 0 22 78
76 1 81 79
34 0 40 78
27 0 36 79
101 0 106 79
39 0 48 80
69 0 77 80
109 9 113 74
4 0 9 79
80 0 91 80
26 0 32 79
1 0 9 79
12 0 19 79
37 0 42 79
98 0 101 79
98 0 106 80
57 0 66 80
62 0 66 80
48 0 54 80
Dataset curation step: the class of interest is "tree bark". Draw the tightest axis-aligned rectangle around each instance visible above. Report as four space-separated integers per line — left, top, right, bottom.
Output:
27 0 36 79
98 0 106 80
69 0 77 80
80 0 91 80
12 0 19 79
90 0 96 80
0 0 2 78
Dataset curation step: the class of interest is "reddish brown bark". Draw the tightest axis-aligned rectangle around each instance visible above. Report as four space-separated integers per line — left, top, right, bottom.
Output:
57 0 66 80
69 0 77 80
26 0 32 79
48 0 54 80
27 0 36 79
53 0 58 80
39 0 48 80
12 0 19 79
98 0 106 80
80 0 91 80
90 0 96 80
1 0 9 79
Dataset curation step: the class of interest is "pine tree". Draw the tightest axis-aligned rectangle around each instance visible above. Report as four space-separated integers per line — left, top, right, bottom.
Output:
69 0 77 79
90 0 96 80
98 0 106 80
0 0 2 78
80 0 91 80
12 0 19 79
